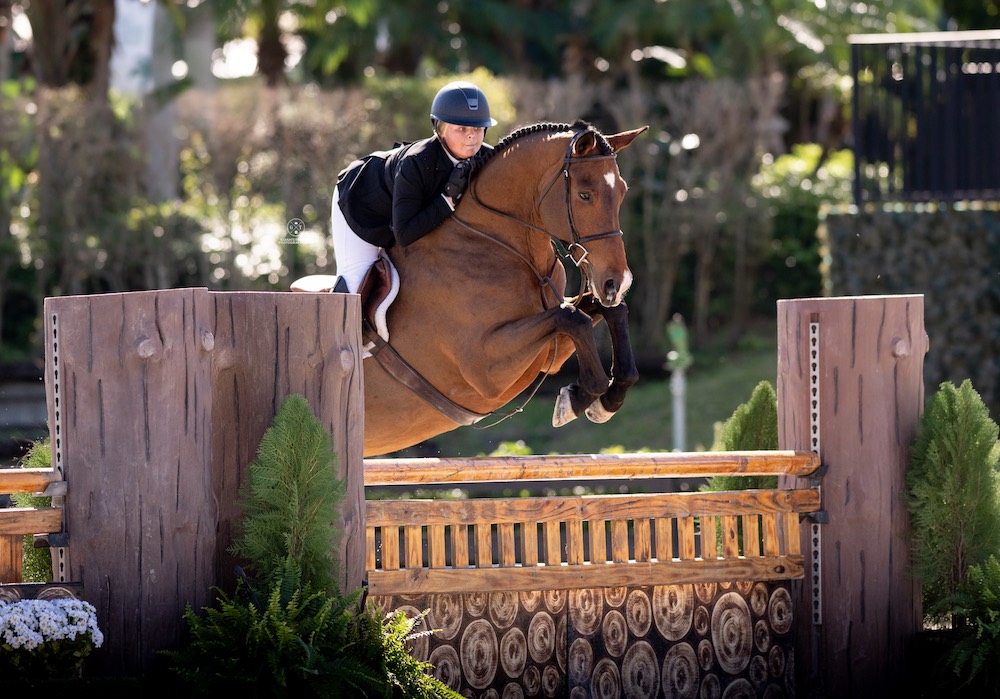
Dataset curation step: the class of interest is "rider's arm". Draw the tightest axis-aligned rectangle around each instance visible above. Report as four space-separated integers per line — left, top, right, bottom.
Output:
390 150 455 248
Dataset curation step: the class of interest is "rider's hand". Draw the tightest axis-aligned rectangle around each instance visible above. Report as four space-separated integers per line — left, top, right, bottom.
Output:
443 160 472 201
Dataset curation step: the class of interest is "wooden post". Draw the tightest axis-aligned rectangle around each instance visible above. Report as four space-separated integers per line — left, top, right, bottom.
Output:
777 295 927 698
43 288 364 676
209 291 365 593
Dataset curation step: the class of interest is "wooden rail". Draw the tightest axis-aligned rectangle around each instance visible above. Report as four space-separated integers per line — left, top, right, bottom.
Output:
0 468 65 583
364 450 819 485
363 451 821 596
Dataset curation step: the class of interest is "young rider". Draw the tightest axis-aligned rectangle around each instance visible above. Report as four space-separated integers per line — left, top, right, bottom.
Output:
330 81 497 293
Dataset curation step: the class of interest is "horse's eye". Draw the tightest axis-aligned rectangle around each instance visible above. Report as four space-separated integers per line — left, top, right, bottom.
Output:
578 192 592 202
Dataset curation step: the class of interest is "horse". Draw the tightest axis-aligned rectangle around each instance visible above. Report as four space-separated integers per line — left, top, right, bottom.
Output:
302 121 647 457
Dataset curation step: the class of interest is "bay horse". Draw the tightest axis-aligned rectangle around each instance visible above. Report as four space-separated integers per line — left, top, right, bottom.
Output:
311 121 646 456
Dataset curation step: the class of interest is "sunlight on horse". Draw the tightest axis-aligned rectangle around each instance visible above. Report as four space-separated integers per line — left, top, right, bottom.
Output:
298 121 647 456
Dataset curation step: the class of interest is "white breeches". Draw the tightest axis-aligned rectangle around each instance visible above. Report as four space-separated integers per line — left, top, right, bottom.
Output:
330 188 382 294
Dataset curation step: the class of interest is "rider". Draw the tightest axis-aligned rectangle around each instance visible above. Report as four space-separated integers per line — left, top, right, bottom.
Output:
329 81 497 293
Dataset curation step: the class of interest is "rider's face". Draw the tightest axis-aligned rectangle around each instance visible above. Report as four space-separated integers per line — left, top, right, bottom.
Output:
440 123 486 160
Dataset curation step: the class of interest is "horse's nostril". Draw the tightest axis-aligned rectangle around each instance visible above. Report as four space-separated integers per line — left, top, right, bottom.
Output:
604 279 617 297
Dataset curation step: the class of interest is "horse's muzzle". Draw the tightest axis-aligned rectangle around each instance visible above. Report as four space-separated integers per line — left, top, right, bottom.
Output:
595 269 633 307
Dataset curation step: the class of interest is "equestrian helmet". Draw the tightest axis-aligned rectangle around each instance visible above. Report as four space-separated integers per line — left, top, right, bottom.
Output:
430 81 497 128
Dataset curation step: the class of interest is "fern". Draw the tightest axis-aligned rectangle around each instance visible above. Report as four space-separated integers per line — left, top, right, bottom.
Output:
947 555 1000 697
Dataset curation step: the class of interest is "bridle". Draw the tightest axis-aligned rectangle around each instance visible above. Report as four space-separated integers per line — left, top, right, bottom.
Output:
452 128 622 308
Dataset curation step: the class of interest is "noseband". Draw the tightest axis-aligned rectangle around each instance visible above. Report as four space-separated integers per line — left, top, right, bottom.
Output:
453 128 622 305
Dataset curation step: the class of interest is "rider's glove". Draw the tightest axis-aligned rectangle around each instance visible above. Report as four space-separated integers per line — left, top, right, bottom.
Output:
443 160 472 201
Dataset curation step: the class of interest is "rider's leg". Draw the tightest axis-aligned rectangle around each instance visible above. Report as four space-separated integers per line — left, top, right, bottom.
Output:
331 188 381 294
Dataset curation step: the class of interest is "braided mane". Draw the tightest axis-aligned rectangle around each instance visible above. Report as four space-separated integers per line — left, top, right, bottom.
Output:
473 119 613 174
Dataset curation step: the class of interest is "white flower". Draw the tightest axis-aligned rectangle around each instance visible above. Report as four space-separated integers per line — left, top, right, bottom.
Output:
0 598 104 651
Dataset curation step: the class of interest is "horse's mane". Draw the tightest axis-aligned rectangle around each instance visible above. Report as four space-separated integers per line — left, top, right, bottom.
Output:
472 119 614 175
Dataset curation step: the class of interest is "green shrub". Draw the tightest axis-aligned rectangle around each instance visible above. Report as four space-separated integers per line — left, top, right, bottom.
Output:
11 438 53 582
166 395 460 698
907 380 1000 623
228 394 346 597
703 380 779 491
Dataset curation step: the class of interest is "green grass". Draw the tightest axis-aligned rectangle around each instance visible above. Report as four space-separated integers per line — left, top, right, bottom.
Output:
392 326 778 457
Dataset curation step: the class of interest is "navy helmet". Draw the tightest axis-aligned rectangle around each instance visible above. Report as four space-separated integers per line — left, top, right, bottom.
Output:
430 81 497 128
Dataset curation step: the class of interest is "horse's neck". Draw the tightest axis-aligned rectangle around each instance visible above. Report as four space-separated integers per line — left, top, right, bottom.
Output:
467 141 561 248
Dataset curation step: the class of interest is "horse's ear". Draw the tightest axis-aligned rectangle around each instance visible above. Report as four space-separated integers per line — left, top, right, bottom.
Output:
571 130 600 157
606 126 649 153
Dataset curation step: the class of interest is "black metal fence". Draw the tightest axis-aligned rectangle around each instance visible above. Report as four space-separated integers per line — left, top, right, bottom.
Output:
851 30 1000 205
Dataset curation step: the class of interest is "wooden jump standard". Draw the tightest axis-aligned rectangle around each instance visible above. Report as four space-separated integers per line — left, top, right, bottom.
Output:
0 292 926 699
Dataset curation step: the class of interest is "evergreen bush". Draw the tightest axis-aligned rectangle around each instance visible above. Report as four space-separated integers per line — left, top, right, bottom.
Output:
906 379 1000 623
166 395 461 698
703 380 779 491
228 394 346 596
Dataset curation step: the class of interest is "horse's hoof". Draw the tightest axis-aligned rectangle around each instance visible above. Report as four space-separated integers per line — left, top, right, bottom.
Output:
585 400 616 423
552 386 578 428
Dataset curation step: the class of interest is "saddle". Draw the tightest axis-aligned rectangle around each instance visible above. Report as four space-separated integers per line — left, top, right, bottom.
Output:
290 254 399 356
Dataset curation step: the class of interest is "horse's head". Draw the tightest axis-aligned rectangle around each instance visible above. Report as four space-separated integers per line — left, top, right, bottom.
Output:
536 123 648 307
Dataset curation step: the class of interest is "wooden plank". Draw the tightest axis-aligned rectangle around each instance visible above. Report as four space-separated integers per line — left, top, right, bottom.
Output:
476 524 492 568
365 488 821 526
678 517 696 560
589 519 607 564
364 450 820 485
366 527 376 571
566 520 584 565
762 513 780 557
366 556 806 596
611 520 629 563
521 522 537 566
701 517 717 559
785 513 801 555
453 524 469 568
382 526 399 570
429 525 446 568
404 525 422 569
721 515 740 559
544 522 561 565
499 523 516 567
0 508 63 536
654 518 673 561
0 469 64 495
0 534 23 583
634 519 651 562
743 515 761 557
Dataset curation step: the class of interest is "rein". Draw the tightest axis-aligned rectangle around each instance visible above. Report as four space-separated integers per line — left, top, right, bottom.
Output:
453 128 621 307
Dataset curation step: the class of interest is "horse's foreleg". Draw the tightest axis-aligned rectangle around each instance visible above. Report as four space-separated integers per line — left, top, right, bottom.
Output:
548 307 614 428
575 299 639 424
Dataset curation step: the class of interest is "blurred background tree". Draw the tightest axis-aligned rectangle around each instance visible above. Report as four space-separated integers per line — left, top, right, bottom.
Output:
0 0 984 362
